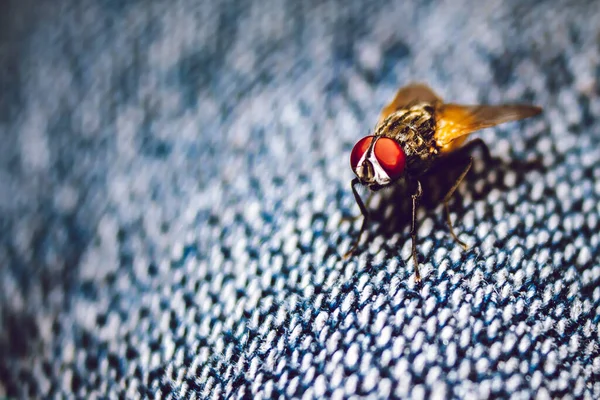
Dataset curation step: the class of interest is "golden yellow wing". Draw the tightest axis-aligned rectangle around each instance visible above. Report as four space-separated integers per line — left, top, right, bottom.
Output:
435 103 543 153
379 83 442 123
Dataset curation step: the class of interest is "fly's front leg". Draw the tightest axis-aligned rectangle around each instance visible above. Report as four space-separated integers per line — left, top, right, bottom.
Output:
343 178 369 259
442 157 473 249
410 179 423 282
340 192 373 224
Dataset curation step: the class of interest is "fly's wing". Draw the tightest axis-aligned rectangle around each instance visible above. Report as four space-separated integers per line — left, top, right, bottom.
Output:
435 103 543 152
379 83 442 123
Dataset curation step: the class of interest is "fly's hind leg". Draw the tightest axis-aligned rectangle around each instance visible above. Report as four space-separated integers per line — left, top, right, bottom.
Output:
435 138 491 170
442 157 473 250
464 137 492 163
437 137 491 249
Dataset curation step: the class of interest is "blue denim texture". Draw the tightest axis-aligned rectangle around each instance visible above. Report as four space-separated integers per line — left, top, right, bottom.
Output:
1 0 600 398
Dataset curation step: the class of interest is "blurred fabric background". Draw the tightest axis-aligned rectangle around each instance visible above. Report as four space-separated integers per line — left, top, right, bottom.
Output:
1 0 600 398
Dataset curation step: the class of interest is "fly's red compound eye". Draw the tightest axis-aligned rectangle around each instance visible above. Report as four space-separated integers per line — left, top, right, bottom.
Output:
373 137 406 179
350 136 374 171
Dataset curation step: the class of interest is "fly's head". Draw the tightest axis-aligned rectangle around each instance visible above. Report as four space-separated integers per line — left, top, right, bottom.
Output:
350 135 406 191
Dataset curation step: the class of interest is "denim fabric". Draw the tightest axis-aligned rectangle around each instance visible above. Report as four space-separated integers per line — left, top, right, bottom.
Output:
1 0 600 398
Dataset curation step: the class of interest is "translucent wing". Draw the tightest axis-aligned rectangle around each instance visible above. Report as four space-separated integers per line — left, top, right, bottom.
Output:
435 103 542 152
379 83 442 123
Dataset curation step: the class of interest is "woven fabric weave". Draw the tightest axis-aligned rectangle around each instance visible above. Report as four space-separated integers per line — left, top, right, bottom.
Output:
1 0 600 398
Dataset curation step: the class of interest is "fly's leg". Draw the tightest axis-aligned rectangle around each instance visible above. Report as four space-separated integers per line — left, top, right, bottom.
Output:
432 138 491 171
410 180 423 282
435 138 490 249
442 157 473 250
343 178 369 259
461 138 491 164
340 192 373 224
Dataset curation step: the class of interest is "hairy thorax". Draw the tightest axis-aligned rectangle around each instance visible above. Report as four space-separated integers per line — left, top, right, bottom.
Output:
373 103 440 177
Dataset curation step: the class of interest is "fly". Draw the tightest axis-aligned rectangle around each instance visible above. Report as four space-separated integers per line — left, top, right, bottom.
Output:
344 83 542 281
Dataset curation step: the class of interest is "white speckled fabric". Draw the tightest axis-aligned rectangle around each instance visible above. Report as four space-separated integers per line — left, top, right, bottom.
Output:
1 0 600 398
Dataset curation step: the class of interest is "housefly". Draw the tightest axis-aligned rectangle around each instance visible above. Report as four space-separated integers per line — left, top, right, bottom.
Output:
345 83 542 281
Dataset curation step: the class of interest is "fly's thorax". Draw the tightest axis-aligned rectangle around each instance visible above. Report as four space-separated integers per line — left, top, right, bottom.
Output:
374 103 440 176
